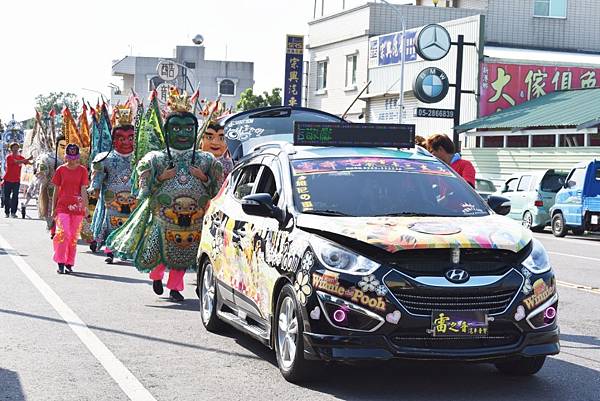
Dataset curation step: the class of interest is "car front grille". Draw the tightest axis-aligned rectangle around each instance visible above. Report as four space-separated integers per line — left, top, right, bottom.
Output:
390 288 516 316
391 322 522 349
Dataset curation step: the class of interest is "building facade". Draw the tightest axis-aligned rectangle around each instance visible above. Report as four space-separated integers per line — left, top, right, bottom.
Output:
111 45 254 110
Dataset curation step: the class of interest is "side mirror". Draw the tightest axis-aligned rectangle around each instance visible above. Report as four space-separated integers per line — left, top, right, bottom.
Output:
241 193 284 223
566 180 576 189
487 195 511 216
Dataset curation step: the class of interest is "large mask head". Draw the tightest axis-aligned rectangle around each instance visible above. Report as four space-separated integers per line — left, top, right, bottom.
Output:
56 136 67 160
200 123 227 158
164 112 198 151
113 126 135 155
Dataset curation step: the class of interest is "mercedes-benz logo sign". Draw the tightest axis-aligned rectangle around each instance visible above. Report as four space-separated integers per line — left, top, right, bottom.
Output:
416 24 451 61
445 268 470 284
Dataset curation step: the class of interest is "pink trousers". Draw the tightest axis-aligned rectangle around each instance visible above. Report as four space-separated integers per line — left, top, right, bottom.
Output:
149 264 185 291
53 213 84 266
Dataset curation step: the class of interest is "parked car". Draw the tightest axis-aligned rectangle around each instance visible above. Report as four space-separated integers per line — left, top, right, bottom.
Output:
475 178 497 200
196 121 559 382
496 170 568 232
550 159 600 237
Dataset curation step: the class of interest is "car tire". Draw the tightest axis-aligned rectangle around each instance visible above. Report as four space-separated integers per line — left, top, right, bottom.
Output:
199 258 224 332
494 356 546 376
551 213 568 237
522 211 534 230
274 284 315 383
571 227 585 236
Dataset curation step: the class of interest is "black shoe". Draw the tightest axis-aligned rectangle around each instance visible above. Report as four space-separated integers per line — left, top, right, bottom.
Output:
89 241 97 253
21 205 26 219
57 264 65 274
170 290 184 302
105 253 114 264
65 265 73 274
153 280 164 295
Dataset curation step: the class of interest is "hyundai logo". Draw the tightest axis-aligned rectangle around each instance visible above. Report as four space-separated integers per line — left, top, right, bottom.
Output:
445 268 470 284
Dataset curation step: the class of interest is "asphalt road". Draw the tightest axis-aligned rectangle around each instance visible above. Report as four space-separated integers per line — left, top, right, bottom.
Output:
1 206 599 401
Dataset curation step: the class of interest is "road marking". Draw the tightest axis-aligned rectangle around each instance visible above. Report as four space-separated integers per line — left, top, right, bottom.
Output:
557 280 600 295
0 234 156 401
534 233 600 245
548 251 600 263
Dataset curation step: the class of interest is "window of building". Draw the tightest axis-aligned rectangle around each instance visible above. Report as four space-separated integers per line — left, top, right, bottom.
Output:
506 135 528 148
482 136 504 148
345 54 357 88
531 134 556 147
184 61 196 69
559 133 584 147
317 60 328 91
219 79 235 96
517 175 533 192
534 0 567 18
588 134 600 146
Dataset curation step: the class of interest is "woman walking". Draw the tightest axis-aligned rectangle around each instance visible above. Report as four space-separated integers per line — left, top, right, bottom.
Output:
51 144 89 274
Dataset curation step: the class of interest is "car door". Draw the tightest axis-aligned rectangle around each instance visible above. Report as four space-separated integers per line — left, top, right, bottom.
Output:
563 167 587 226
513 174 532 219
501 177 519 219
216 161 263 307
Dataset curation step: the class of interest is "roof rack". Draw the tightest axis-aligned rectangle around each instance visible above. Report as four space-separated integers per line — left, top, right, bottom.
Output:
248 141 295 155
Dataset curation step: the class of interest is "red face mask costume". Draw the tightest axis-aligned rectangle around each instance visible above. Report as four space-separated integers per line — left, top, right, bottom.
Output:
114 128 134 155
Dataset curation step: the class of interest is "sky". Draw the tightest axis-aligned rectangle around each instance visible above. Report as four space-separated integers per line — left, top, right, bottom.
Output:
0 0 336 122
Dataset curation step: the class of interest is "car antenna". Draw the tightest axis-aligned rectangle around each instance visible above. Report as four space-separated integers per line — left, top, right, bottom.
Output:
341 81 371 120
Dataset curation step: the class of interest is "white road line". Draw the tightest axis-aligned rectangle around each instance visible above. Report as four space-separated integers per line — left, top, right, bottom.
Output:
534 234 600 245
0 234 156 401
557 280 600 295
548 251 600 263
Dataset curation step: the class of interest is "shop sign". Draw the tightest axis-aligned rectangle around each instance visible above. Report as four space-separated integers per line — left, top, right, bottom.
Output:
480 61 600 116
368 29 417 68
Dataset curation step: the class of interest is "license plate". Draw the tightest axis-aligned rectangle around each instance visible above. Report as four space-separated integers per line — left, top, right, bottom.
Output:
592 215 599 225
431 311 488 337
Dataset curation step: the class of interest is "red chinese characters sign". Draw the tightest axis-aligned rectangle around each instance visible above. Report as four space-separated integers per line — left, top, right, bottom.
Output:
480 62 600 116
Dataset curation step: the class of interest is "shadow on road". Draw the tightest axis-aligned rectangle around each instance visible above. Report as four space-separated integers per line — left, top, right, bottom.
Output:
146 298 200 312
69 271 150 285
0 368 25 401
0 308 264 363
561 333 600 350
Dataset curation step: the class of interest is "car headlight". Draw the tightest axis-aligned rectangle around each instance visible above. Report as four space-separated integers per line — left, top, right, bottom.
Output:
522 238 551 274
310 236 380 276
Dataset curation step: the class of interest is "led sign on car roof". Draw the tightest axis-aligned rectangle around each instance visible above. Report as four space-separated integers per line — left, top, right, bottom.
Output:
294 122 416 148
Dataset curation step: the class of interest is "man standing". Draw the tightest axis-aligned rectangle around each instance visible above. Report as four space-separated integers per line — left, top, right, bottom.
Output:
427 134 476 187
3 143 32 217
89 107 137 264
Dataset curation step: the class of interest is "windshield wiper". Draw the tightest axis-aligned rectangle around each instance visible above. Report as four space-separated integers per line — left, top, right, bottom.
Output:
302 209 354 217
374 212 446 217
248 107 291 118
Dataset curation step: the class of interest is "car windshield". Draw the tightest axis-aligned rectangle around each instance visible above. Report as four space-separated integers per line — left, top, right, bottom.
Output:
476 179 496 192
540 172 568 192
291 157 490 218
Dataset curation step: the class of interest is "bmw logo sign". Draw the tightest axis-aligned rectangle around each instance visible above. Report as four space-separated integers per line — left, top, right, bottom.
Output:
413 67 450 104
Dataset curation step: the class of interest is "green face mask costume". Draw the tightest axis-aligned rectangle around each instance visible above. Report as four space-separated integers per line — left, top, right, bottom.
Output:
105 95 225 297
165 115 196 151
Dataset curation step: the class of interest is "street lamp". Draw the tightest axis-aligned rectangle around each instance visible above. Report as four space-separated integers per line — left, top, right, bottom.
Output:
378 0 406 124
432 0 440 7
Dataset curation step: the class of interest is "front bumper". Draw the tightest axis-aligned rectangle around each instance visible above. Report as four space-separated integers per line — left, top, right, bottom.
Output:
303 327 559 362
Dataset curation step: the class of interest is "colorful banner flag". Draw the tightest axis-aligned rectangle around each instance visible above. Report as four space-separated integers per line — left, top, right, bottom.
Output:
62 106 82 147
78 104 91 148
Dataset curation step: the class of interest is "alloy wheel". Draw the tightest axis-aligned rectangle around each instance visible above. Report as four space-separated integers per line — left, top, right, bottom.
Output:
201 262 215 323
522 212 533 229
277 296 298 370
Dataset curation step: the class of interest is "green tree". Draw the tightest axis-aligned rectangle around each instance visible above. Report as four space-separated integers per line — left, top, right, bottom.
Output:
34 92 80 118
236 88 282 111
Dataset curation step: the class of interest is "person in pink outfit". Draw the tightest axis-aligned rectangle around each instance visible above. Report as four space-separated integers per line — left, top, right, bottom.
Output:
51 144 89 274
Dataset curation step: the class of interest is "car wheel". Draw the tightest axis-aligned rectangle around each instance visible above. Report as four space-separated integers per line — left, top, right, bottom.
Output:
494 356 546 376
551 213 568 237
199 258 224 332
571 227 585 236
522 211 533 229
274 284 314 383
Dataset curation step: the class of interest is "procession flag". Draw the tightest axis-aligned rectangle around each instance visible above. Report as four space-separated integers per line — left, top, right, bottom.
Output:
62 106 82 147
78 103 91 148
